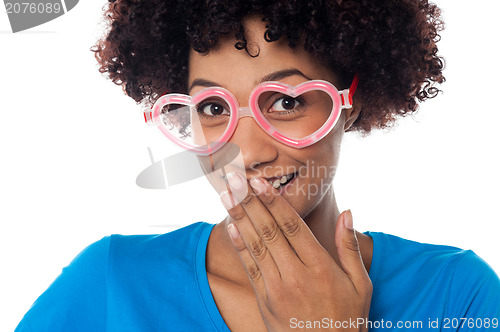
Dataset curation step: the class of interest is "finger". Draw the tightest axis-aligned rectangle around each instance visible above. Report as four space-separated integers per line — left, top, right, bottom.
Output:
220 189 280 284
335 210 372 294
248 176 331 266
225 172 299 272
226 222 267 302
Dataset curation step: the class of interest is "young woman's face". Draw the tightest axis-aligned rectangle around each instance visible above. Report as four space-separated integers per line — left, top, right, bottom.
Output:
189 16 353 219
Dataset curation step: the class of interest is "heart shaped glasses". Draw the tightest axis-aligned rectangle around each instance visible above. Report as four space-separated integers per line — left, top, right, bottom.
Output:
144 75 358 155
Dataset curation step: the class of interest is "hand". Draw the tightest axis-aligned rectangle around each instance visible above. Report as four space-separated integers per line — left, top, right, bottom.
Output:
219 172 372 332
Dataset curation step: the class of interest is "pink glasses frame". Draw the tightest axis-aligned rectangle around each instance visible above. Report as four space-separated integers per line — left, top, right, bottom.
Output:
144 74 359 156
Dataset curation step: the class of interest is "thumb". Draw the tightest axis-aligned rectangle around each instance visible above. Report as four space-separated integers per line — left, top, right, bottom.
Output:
335 210 371 292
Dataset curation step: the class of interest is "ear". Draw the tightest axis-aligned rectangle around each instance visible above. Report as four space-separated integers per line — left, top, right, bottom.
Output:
343 99 362 132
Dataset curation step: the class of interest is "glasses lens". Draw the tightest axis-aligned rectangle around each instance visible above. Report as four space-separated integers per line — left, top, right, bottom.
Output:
160 97 231 148
257 90 334 139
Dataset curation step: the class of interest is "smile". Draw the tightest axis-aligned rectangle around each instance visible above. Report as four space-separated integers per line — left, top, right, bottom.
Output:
265 172 297 189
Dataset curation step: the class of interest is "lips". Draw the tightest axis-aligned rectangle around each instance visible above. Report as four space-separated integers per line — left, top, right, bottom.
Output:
221 172 298 190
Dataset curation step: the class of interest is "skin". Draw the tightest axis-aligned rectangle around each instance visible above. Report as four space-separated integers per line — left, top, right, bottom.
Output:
188 16 374 331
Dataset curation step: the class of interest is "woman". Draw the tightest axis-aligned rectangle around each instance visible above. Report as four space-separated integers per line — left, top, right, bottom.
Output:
15 0 500 331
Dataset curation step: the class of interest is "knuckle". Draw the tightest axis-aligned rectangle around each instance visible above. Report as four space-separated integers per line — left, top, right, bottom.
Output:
262 192 278 207
310 262 329 276
246 263 262 281
257 223 280 244
231 210 247 221
234 241 247 253
343 235 360 254
286 273 307 294
281 217 300 237
240 193 256 206
248 238 267 260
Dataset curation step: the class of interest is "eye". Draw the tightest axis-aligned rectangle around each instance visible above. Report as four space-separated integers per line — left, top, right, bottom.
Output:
198 102 230 116
271 96 300 112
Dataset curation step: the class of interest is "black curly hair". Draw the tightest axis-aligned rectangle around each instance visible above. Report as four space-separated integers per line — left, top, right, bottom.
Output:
91 0 445 135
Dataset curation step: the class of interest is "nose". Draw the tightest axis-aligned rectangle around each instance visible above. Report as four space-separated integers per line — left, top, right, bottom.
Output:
229 117 278 172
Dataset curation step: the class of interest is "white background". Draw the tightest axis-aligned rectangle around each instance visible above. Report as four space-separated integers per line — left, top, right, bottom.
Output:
1 1 499 330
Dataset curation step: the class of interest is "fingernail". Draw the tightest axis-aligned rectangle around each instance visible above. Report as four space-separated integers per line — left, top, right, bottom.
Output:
227 223 240 239
344 209 353 230
249 178 266 194
226 172 244 191
220 190 234 209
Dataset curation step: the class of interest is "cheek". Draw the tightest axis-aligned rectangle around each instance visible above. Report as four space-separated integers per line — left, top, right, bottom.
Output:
297 128 342 181
196 143 248 196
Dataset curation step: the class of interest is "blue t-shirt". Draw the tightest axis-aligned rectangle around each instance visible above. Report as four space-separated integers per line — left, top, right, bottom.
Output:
15 222 500 331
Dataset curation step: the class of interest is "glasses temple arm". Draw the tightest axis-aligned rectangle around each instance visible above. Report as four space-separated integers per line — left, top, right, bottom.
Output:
348 73 359 105
340 73 359 108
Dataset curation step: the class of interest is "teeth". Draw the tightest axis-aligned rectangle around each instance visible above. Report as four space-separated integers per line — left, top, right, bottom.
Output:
267 173 296 189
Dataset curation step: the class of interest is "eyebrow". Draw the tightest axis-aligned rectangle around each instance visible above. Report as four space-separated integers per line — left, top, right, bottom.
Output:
188 68 312 93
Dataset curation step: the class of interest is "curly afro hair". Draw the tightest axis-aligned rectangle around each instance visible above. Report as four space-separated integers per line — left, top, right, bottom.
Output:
91 0 445 136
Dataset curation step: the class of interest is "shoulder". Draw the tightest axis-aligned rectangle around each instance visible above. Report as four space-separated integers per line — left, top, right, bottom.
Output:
105 221 214 271
444 250 500 318
364 231 496 275
107 221 212 255
60 221 212 267
365 231 500 320
15 222 216 331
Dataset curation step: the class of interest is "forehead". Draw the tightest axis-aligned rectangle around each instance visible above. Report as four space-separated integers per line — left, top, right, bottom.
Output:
187 17 340 97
